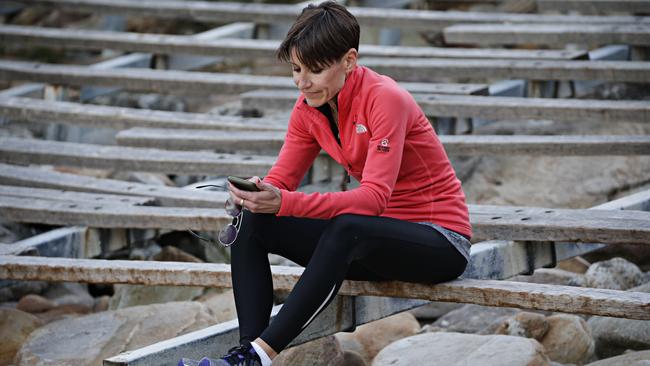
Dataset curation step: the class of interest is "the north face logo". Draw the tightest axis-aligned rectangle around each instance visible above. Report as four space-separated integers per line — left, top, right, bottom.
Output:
355 124 368 134
377 138 390 152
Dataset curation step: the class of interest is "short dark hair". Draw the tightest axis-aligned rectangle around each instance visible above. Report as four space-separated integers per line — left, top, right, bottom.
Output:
277 1 360 71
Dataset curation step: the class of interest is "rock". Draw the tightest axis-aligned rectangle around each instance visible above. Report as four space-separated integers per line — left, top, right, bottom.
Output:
585 350 650 365
93 295 111 312
196 289 237 323
0 280 49 303
461 120 650 209
511 268 585 287
272 336 345 366
540 314 594 365
584 257 645 290
495 312 549 341
16 294 55 314
43 282 95 309
336 312 421 364
0 221 37 244
341 350 367 366
372 332 550 366
431 304 520 334
153 245 203 263
583 243 650 272
15 301 219 365
137 94 186 111
584 280 650 359
109 284 204 310
409 301 463 320
129 242 162 260
268 253 299 267
588 315 650 359
0 309 43 365
631 281 650 293
35 303 92 324
555 257 591 274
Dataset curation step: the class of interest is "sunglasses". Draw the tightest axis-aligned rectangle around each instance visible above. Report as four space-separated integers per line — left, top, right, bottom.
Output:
187 184 243 247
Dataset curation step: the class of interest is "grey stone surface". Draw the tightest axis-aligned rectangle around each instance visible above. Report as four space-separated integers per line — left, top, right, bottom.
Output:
584 257 645 290
43 282 95 309
272 336 346 366
336 312 420 364
14 301 220 366
409 301 463 320
0 308 43 365
432 304 521 334
586 350 650 366
540 314 594 365
588 315 650 359
372 332 550 366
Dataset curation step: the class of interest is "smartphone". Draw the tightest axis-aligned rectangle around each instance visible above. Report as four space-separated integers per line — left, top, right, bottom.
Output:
227 176 261 192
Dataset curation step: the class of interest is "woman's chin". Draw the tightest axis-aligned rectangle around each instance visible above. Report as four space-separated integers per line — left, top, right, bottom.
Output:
305 97 326 108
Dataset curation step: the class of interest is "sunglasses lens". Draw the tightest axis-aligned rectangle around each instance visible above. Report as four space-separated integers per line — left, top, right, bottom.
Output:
225 199 242 216
218 224 238 245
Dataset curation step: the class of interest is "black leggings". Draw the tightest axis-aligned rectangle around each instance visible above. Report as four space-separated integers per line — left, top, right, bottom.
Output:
230 212 468 353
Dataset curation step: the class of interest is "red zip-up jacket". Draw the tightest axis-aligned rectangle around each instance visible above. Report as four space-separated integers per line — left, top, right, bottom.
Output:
264 66 472 238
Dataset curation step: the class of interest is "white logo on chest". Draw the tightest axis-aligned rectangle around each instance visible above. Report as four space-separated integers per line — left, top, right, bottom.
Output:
355 124 368 134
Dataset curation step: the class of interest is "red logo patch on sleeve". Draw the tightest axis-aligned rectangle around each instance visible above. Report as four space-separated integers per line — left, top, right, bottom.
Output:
377 138 390 152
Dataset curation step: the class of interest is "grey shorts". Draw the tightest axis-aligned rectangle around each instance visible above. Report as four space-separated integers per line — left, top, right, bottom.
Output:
417 222 471 262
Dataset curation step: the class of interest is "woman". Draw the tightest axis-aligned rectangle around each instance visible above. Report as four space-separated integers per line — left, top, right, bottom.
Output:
181 2 471 365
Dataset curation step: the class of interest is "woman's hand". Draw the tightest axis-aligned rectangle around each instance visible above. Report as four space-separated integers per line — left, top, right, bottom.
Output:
228 176 282 214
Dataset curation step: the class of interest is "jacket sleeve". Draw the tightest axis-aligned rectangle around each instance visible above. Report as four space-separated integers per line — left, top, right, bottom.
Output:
276 86 410 218
263 108 321 192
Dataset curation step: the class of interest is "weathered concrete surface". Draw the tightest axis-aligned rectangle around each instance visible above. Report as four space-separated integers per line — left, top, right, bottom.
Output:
3 255 650 319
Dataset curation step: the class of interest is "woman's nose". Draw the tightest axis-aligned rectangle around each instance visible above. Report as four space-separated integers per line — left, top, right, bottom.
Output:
295 74 311 89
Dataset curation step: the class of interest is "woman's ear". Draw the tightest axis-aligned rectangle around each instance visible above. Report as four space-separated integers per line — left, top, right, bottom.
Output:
344 48 358 72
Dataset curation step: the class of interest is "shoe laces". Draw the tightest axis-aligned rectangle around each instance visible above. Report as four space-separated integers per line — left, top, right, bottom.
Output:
221 343 260 366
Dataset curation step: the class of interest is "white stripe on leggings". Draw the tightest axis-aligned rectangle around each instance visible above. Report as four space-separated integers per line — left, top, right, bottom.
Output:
301 284 337 330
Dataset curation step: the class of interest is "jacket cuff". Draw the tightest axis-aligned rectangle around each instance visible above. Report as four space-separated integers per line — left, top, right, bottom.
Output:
276 190 295 216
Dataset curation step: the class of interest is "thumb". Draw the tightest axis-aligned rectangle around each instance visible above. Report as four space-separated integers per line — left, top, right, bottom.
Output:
257 179 278 192
253 176 267 189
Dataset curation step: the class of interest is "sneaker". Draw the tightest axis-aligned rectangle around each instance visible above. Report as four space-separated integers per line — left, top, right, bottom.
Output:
186 343 262 366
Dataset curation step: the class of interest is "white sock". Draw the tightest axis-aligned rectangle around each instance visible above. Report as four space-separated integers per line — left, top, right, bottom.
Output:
251 340 273 366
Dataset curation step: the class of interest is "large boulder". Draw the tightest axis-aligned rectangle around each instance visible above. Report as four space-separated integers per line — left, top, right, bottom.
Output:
195 289 237 322
0 309 43 365
586 279 650 359
555 257 591 274
585 350 650 365
584 257 645 290
16 294 55 314
14 301 220 366
372 332 550 366
540 314 594 365
336 312 420 364
495 312 549 341
588 316 650 358
272 336 346 366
